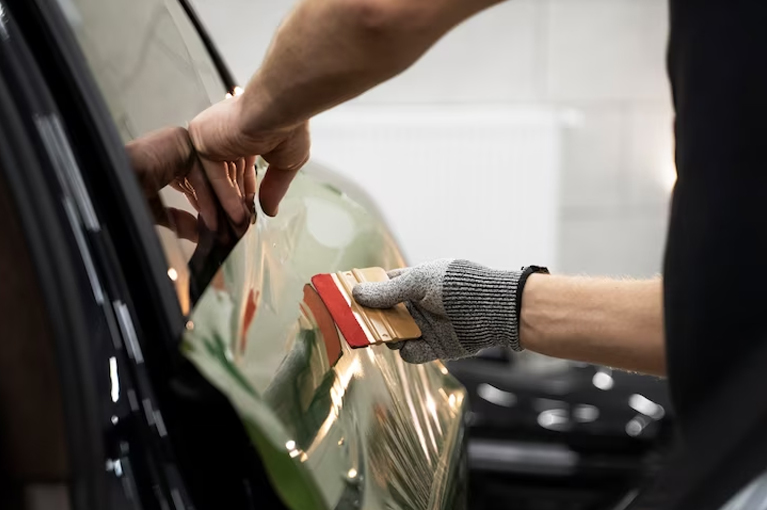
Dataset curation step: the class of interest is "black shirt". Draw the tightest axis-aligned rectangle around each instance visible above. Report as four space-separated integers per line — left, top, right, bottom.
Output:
665 0 767 432
621 2 767 507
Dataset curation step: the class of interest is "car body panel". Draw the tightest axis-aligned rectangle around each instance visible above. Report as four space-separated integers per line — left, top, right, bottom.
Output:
183 166 468 510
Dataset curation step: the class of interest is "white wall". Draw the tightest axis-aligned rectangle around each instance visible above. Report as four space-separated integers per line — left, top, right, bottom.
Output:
191 0 673 277
310 106 561 269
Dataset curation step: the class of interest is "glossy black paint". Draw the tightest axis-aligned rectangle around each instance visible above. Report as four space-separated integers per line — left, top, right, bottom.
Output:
449 349 673 510
1 1 287 508
0 0 719 509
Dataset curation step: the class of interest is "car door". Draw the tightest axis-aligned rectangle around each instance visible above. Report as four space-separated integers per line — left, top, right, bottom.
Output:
0 4 189 508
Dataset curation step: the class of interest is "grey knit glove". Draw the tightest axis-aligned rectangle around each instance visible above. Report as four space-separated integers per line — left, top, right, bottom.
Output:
352 259 524 364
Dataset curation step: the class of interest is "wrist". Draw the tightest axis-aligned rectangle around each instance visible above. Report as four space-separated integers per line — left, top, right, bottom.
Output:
518 272 548 350
237 79 299 138
236 85 268 135
442 260 520 354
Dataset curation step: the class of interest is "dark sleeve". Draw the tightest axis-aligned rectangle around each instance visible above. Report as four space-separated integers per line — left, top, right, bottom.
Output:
664 0 767 430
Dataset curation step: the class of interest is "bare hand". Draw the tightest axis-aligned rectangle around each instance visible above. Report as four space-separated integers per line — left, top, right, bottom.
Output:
188 95 310 217
126 126 254 239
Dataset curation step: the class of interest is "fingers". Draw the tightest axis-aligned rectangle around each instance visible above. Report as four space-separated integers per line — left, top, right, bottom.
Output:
353 272 425 309
399 340 438 364
397 301 448 363
260 122 310 217
166 207 200 243
174 156 255 229
189 101 308 218
187 160 218 231
244 155 257 215
126 126 195 193
387 268 409 279
235 158 246 198
200 157 248 227
146 193 200 243
170 178 201 213
244 155 257 197
133 121 259 232
170 177 194 197
227 161 237 187
259 165 299 217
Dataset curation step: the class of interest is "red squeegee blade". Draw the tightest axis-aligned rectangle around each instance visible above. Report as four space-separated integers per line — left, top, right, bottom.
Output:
311 273 370 348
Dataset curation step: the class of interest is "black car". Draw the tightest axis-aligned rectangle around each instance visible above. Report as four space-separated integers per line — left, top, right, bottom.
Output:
1 0 764 509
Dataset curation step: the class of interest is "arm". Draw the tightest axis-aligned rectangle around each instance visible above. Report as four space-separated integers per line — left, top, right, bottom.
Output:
353 260 666 376
189 0 504 216
239 0 506 131
520 275 665 376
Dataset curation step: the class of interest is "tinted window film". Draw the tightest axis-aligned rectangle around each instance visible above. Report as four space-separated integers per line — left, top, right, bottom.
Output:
56 0 244 312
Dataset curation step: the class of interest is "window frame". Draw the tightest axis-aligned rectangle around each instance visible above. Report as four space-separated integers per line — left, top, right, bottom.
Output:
0 6 116 508
4 0 290 507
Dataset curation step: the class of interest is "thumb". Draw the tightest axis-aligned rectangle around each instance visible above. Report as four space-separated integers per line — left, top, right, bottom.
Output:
353 273 423 309
259 123 310 216
399 340 438 364
259 165 299 217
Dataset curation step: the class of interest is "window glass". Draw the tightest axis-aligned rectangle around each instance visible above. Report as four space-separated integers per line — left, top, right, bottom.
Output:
57 0 237 313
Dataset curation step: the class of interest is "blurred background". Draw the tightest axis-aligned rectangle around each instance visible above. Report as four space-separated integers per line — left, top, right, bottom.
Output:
0 0 678 508
191 0 673 278
189 3 676 508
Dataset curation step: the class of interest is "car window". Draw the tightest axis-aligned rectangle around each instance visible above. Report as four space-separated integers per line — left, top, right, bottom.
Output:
55 0 232 313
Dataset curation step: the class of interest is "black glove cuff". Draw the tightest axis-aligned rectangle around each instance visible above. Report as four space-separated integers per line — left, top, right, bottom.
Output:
512 265 550 351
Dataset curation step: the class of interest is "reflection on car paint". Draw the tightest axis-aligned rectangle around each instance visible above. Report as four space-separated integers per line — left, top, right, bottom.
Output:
183 169 467 510
0 2 9 40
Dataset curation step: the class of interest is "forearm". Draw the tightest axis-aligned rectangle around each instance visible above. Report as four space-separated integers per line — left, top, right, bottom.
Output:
520 275 665 376
237 0 504 132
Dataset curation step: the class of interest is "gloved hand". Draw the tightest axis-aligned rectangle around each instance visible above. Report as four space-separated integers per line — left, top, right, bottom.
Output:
352 259 534 364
